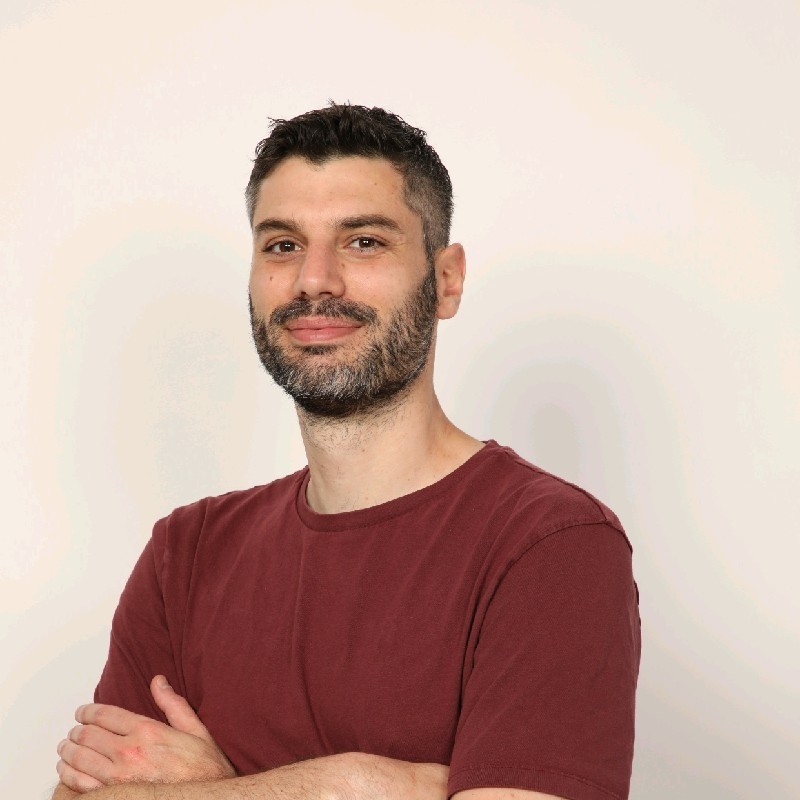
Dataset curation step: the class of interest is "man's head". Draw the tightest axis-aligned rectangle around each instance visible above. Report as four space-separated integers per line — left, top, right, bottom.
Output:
245 103 453 262
246 106 465 419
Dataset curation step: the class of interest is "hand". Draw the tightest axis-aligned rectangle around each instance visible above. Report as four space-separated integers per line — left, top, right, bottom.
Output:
56 675 236 793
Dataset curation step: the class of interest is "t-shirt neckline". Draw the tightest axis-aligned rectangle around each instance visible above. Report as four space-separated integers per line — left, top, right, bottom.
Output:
295 440 500 532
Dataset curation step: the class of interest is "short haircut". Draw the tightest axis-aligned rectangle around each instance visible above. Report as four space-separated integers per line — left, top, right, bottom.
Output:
245 103 453 260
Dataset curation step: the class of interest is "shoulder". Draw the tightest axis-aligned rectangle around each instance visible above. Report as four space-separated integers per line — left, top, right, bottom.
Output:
151 467 308 558
471 441 630 550
164 467 306 522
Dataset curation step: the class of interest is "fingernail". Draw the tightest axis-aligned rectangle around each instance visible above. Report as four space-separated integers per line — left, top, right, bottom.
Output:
57 739 66 755
157 675 171 690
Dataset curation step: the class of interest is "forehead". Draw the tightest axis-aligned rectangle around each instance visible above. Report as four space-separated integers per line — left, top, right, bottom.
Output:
253 156 414 225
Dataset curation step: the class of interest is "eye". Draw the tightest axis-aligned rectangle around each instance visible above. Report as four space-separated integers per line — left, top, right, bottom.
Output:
263 240 300 254
347 236 383 251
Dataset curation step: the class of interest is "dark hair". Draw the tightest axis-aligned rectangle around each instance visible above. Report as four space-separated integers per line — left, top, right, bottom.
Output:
245 103 453 260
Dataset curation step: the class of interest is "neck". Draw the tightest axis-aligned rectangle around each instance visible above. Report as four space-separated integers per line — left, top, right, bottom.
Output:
297 372 483 514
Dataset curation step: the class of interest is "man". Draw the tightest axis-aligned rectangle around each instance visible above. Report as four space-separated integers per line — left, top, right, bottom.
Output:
53 104 640 800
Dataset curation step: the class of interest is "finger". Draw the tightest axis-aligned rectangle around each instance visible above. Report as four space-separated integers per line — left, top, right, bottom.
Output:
75 703 139 735
58 737 114 783
150 675 209 739
67 723 119 760
56 758 104 793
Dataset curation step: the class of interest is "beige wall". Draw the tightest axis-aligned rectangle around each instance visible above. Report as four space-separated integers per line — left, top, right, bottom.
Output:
2 1 798 797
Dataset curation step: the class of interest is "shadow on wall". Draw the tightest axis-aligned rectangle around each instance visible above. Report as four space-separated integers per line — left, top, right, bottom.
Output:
457 314 642 507
113 289 256 510
30 223 258 536
486 360 623 492
1 618 110 797
449 309 797 798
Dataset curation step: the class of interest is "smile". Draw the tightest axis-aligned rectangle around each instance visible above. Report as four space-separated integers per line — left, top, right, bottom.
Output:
284 317 363 344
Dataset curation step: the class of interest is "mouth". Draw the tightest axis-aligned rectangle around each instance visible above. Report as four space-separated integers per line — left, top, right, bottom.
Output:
284 316 364 344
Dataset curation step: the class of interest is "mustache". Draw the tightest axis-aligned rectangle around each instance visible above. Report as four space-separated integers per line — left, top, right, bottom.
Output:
269 297 378 327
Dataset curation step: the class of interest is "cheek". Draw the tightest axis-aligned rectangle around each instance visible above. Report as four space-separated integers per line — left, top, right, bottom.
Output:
346 270 410 305
249 268 285 312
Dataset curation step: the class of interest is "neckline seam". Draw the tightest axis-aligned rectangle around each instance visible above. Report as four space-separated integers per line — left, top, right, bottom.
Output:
295 441 499 533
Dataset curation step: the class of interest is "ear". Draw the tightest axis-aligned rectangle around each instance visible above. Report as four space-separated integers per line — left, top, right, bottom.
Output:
435 243 466 320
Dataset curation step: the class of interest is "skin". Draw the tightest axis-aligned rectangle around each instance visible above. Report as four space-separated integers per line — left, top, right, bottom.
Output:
54 156 563 800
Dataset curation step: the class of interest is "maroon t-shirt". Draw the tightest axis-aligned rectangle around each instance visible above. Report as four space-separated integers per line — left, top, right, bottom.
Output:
96 441 640 799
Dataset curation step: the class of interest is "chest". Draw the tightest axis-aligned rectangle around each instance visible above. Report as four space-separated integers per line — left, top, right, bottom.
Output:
179 526 484 773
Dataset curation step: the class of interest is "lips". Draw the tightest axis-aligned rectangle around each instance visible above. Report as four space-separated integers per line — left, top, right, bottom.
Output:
284 316 363 344
285 317 362 331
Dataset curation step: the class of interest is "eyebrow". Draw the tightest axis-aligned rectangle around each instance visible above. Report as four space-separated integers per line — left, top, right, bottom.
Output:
253 217 302 238
252 214 403 238
334 215 403 234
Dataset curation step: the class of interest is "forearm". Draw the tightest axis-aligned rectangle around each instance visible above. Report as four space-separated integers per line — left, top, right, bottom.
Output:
52 752 448 800
52 785 79 800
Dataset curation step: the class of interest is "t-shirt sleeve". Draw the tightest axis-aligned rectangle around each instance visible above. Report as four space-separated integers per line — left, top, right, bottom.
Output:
94 519 181 722
448 522 641 800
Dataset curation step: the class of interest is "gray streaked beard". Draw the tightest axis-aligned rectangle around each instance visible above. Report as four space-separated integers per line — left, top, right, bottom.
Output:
250 266 438 418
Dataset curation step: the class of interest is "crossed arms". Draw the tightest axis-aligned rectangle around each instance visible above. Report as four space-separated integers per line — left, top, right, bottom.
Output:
52 508 637 799
52 675 562 800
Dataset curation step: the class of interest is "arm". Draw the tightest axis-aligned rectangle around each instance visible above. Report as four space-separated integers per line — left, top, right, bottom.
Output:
448 524 640 800
52 752 447 800
51 778 560 800
454 793 563 800
53 676 448 800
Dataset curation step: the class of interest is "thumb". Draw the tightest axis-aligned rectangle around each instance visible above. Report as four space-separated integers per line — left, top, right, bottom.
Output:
150 675 210 739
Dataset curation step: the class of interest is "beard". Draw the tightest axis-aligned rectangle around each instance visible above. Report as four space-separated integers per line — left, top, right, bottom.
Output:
250 266 438 418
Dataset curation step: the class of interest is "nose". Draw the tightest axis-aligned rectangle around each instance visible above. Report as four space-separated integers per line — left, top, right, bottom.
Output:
292 244 345 300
